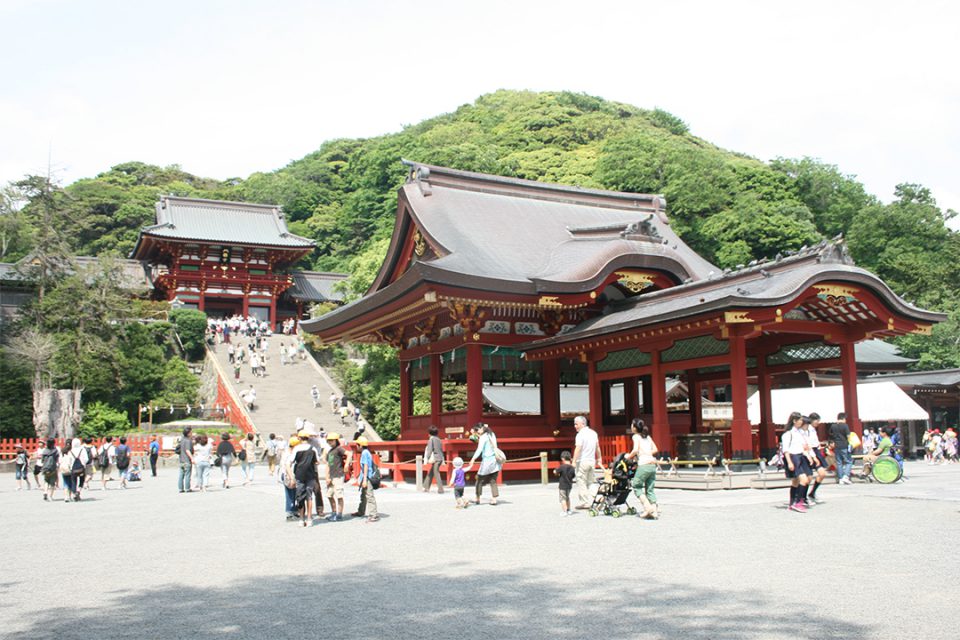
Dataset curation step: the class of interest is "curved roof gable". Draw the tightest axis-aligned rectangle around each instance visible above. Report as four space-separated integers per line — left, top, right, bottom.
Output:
370 162 717 295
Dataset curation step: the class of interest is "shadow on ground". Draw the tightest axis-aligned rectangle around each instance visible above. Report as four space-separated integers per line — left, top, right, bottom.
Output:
12 564 871 640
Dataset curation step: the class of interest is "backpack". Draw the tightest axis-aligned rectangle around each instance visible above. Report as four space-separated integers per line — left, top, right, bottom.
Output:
15 450 27 466
99 446 111 468
41 449 58 474
238 448 247 461
116 446 130 470
369 461 381 489
71 451 85 476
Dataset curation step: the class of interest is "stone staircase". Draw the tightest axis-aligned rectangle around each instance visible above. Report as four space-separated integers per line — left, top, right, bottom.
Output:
208 339 365 440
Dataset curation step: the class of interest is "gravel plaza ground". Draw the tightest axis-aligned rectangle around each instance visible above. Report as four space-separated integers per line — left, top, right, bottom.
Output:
1 459 958 640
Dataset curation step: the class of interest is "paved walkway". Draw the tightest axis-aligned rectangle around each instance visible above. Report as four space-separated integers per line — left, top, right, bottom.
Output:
1 461 958 639
211 338 350 438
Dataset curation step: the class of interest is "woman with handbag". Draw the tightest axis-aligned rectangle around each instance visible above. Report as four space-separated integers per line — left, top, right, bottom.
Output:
465 423 501 505
216 433 236 489
422 425 445 494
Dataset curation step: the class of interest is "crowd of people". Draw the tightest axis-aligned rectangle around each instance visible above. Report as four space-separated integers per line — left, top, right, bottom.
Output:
11 435 141 500
175 428 259 492
10 410 954 527
922 427 958 463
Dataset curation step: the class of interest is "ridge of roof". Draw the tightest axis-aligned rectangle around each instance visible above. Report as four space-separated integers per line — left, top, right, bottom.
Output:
158 195 282 212
401 159 666 210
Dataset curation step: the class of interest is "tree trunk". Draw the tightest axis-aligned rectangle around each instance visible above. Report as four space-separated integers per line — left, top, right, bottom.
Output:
33 388 82 439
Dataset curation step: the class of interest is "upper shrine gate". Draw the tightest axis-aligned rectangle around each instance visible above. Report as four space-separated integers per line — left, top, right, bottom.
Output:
131 196 345 327
303 162 944 458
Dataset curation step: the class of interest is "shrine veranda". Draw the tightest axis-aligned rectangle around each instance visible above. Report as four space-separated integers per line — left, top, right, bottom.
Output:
1 462 957 640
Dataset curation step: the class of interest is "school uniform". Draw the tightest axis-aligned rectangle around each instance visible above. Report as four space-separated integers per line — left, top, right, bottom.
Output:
781 428 811 478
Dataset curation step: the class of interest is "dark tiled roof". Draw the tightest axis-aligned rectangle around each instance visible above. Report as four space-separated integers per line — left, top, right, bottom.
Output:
402 168 718 288
520 245 946 351
136 196 315 250
287 271 348 303
854 340 914 365
863 369 960 387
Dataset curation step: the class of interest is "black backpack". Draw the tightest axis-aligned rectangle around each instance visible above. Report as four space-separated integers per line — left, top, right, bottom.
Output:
369 461 382 489
41 449 58 474
116 447 130 470
238 448 247 461
71 452 85 476
98 446 111 468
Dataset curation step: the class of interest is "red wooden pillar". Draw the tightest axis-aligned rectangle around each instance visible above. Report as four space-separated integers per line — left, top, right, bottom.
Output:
466 343 483 428
756 358 776 453
728 333 752 458
839 341 863 435
430 354 442 427
198 291 206 312
241 294 249 317
269 295 278 332
587 359 603 434
650 350 670 454
399 359 412 435
687 372 701 433
541 358 561 427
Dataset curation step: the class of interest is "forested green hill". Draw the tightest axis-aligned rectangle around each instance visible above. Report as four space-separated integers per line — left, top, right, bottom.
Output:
4 90 958 370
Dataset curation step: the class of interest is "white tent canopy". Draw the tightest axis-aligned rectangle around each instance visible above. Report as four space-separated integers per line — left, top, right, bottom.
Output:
747 381 929 425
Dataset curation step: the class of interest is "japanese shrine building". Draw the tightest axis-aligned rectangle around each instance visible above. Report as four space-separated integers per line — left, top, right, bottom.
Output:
131 196 346 326
302 162 945 459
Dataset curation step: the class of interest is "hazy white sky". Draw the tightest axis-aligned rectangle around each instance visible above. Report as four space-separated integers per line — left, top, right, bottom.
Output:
2 0 958 226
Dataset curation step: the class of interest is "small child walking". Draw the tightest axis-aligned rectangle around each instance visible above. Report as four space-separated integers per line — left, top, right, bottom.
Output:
450 457 468 509
555 451 576 516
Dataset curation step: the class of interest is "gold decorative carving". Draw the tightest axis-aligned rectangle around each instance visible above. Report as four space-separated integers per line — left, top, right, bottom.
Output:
614 270 656 294
911 323 932 335
539 295 562 308
449 302 487 333
724 311 752 324
413 229 426 257
814 284 859 307
423 291 437 303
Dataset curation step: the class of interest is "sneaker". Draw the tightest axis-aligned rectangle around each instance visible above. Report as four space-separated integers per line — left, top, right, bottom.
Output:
366 516 380 523
351 512 363 517
567 510 574 515
789 502 807 513
809 495 822 505
561 511 569 517
325 514 337 521
334 513 344 521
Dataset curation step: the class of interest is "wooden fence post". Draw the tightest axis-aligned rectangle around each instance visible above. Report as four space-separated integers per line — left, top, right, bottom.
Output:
540 451 549 485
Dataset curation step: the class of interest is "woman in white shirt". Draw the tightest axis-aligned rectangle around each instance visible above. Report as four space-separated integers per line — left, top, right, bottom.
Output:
625 419 659 519
194 435 213 491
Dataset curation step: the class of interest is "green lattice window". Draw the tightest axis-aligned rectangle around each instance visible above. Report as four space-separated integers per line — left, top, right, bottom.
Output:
597 349 652 373
766 341 840 366
661 335 730 363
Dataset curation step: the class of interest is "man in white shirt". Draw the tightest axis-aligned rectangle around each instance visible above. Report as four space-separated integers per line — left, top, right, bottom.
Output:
572 416 602 509
99 436 117 491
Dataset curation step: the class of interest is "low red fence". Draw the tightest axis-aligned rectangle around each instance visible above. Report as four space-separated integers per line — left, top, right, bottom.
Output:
0 436 162 460
350 435 637 487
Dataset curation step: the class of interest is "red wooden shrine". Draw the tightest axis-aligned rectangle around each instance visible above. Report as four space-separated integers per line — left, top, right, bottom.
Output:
303 162 944 459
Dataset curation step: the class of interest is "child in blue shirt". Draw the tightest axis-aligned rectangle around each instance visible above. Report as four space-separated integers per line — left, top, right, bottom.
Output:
449 456 467 509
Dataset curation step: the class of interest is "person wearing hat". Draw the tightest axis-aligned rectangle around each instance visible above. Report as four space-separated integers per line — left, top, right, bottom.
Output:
355 437 379 523
323 433 349 521
14 443 31 491
291 433 320 527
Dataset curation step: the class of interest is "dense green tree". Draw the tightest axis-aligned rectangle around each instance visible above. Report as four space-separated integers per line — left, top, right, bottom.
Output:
78 401 130 438
0 350 34 438
169 308 208 361
151 358 200 406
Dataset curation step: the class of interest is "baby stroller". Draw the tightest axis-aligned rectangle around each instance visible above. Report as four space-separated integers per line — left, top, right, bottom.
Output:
589 453 637 518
